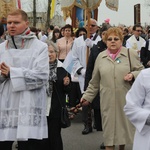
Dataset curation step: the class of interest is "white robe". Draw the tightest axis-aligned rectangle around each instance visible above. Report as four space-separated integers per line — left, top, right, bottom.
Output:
0 40 49 141
126 35 145 57
72 35 101 93
124 68 150 150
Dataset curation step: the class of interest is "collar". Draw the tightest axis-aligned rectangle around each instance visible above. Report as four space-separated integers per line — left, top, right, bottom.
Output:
101 47 128 59
57 59 63 67
6 27 36 49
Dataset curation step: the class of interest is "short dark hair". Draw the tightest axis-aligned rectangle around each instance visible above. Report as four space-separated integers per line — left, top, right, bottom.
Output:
63 24 73 34
99 24 111 36
30 26 38 33
49 25 54 30
123 28 129 33
133 24 142 31
0 23 4 36
75 27 87 37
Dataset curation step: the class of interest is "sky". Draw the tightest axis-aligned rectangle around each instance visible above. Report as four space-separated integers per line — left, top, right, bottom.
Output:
98 0 150 26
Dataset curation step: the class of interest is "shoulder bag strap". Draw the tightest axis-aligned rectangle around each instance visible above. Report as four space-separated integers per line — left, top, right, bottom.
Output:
127 48 132 72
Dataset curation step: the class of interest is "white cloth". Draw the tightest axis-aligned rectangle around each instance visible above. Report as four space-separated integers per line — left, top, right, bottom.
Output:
48 31 53 40
72 35 101 93
65 16 72 25
126 35 146 54
40 35 48 43
0 40 49 141
85 38 93 48
124 68 150 150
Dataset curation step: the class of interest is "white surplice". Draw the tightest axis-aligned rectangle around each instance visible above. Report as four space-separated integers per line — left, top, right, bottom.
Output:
72 35 101 93
0 39 49 141
124 68 150 150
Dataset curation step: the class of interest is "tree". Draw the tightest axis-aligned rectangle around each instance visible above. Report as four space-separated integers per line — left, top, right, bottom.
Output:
46 0 52 29
33 0 36 27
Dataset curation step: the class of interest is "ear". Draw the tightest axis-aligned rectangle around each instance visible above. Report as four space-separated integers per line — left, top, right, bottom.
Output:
26 21 29 27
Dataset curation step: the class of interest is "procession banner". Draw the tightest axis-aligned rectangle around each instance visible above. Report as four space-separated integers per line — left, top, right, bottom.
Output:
61 0 102 11
60 0 75 10
105 0 119 11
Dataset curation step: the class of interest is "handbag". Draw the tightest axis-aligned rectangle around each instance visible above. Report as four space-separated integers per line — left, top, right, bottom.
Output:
54 84 71 128
61 106 71 128
127 48 135 85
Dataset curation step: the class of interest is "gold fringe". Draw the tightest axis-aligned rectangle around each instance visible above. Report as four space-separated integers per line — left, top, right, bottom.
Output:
61 0 102 11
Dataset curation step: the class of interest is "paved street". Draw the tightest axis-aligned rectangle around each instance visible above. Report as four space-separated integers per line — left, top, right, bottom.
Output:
12 112 133 150
62 112 133 150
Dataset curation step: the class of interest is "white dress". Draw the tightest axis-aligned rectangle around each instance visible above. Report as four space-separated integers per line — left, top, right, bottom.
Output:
124 68 150 150
0 39 49 141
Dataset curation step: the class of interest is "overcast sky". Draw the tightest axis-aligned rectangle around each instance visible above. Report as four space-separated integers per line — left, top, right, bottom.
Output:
98 0 150 26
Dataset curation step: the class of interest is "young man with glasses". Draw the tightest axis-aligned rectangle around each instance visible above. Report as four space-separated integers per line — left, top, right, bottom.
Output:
126 24 145 56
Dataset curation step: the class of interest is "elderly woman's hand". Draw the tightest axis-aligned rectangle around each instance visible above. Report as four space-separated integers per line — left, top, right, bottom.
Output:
80 98 90 106
124 73 134 81
63 76 70 85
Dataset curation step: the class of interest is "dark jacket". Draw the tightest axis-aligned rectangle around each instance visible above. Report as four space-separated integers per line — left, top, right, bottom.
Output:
123 35 130 47
84 40 107 109
140 40 150 68
50 67 71 118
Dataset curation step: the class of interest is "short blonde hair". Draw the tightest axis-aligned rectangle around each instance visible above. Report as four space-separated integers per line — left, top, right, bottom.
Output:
104 27 123 43
7 9 28 21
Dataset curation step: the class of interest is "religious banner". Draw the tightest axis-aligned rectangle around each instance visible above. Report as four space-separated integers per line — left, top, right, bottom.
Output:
61 0 102 27
0 0 16 19
105 0 119 11
61 0 101 11
60 0 75 10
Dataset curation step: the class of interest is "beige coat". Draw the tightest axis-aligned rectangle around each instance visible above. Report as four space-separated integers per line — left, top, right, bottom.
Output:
82 47 144 146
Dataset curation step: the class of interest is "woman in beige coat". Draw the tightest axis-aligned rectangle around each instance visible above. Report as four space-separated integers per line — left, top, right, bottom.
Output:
81 27 144 150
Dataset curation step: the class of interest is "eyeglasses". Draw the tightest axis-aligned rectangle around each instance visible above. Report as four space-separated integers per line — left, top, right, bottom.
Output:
107 37 120 41
136 30 142 32
90 24 96 27
86 24 97 27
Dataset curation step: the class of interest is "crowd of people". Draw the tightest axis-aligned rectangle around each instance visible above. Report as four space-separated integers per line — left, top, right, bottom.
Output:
0 8 150 150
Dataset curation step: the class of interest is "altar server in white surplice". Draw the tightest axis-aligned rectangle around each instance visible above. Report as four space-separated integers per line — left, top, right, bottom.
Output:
0 9 49 150
124 68 150 150
126 24 145 56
